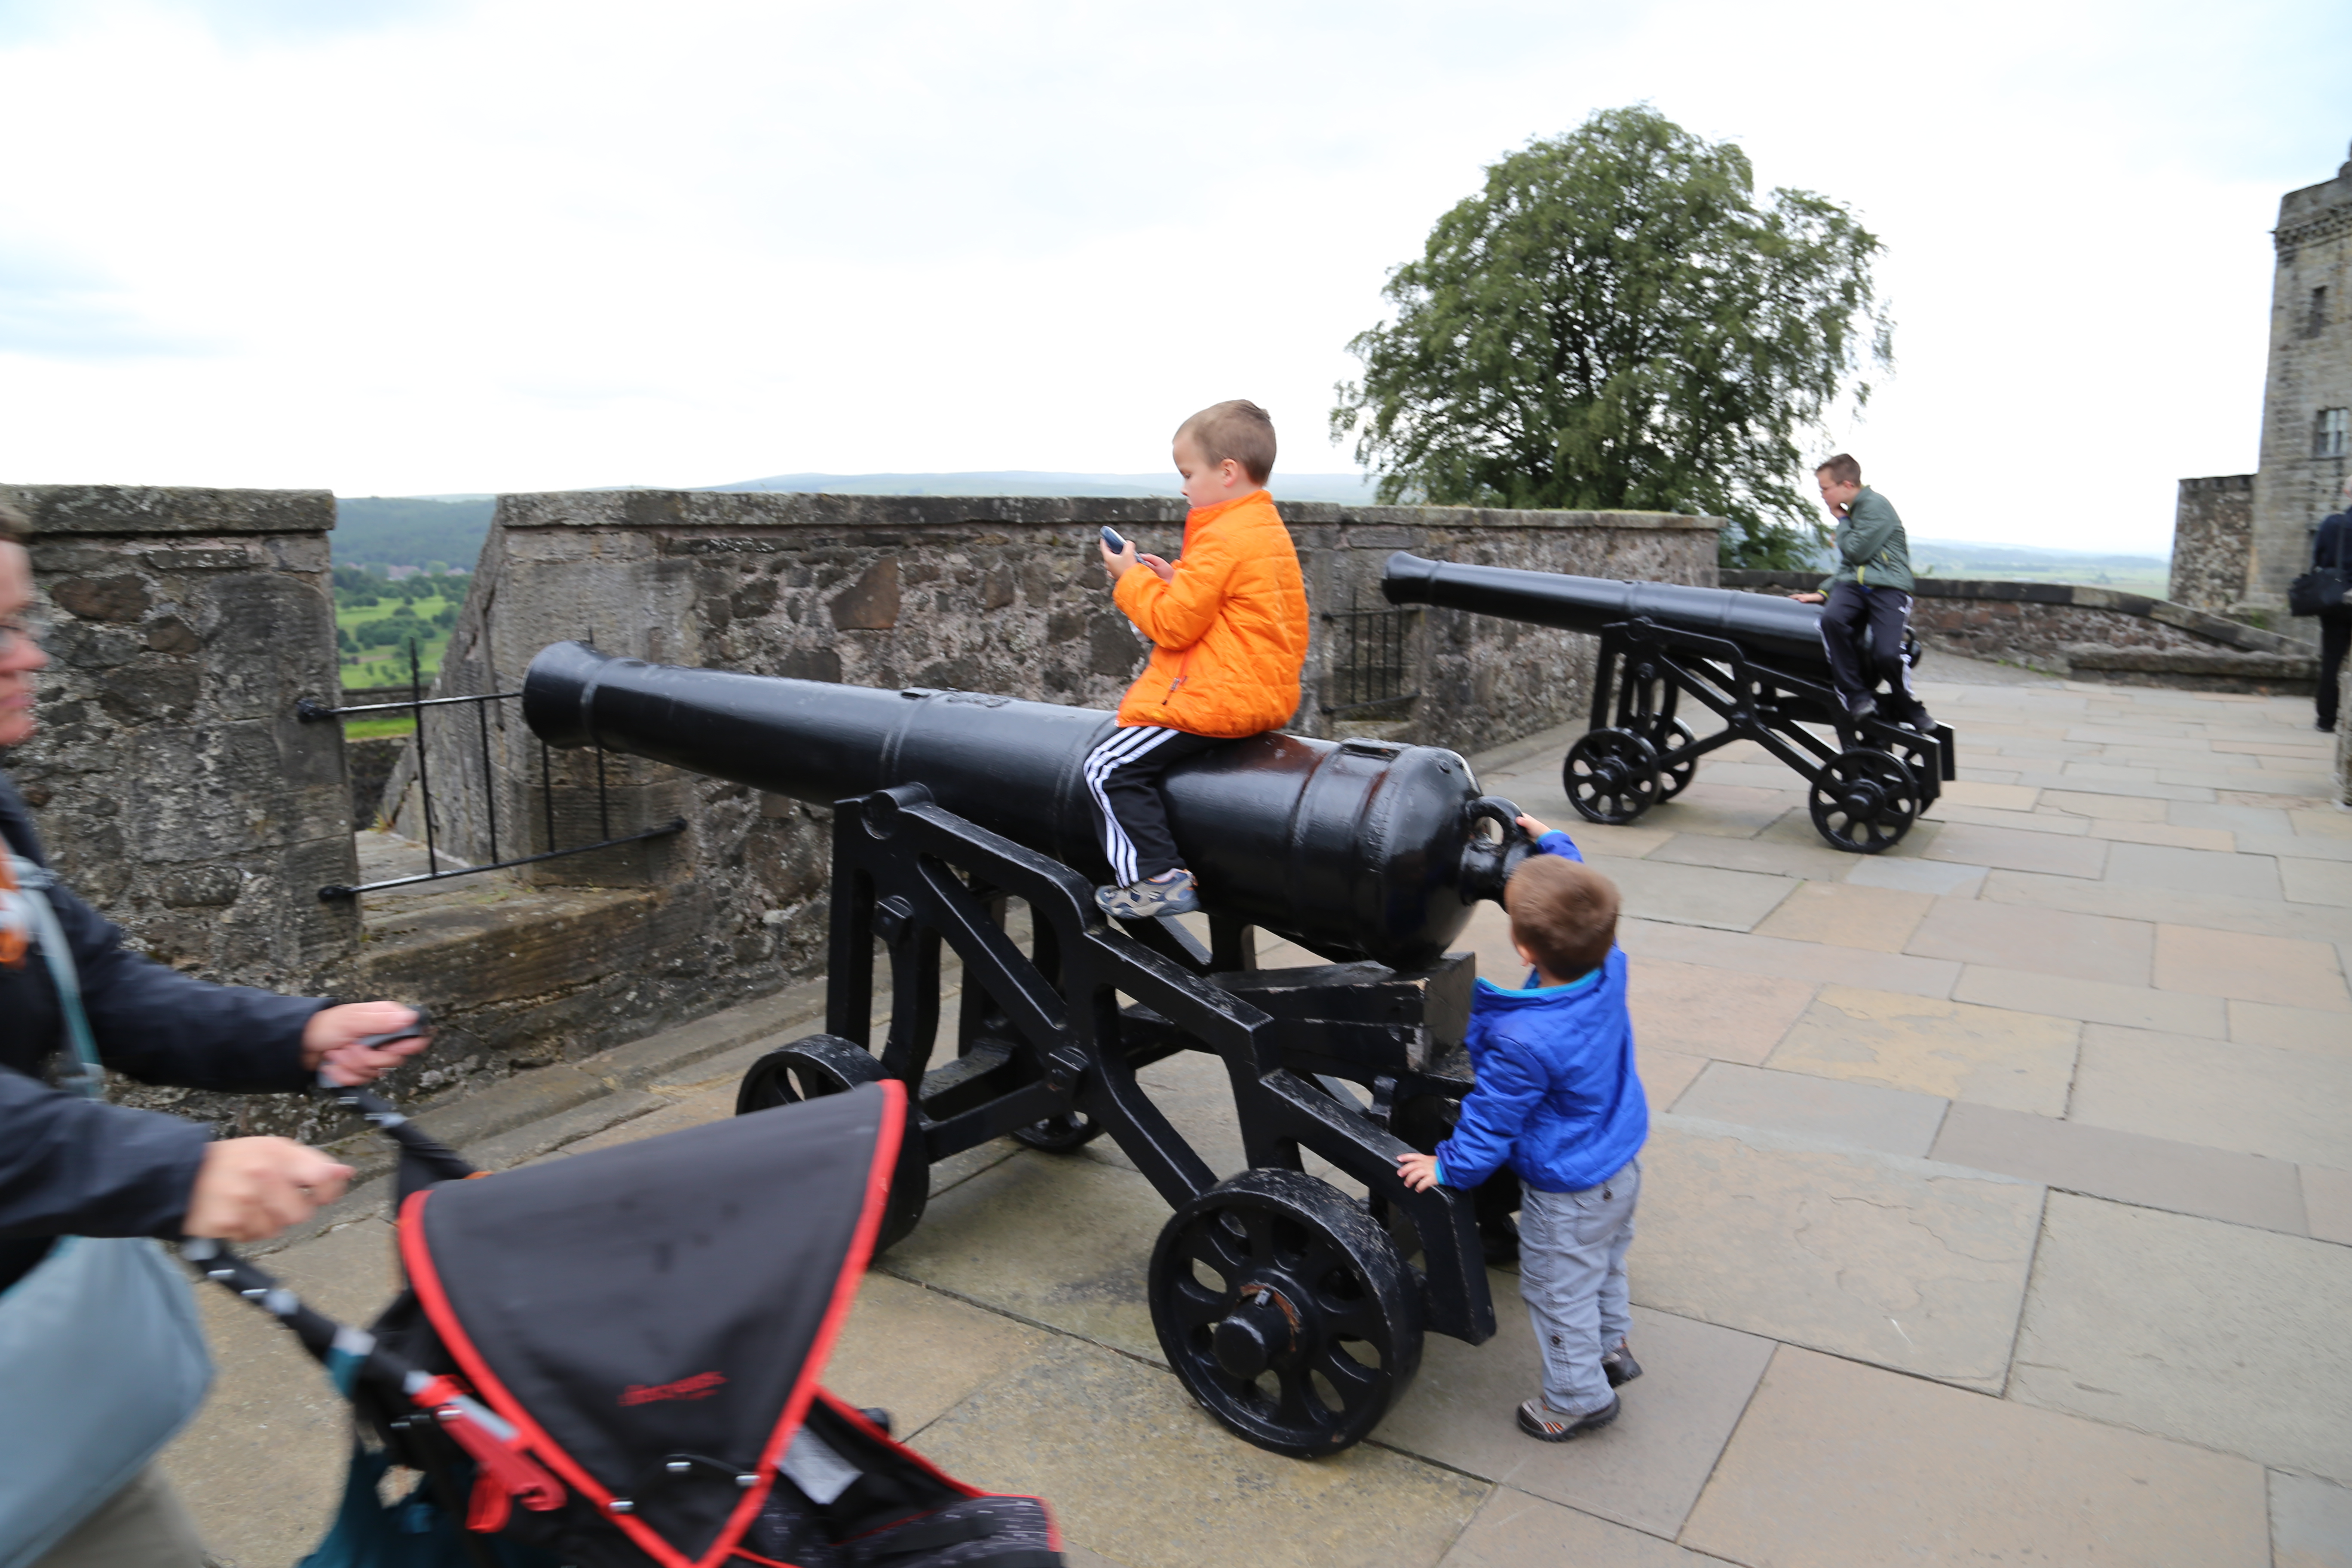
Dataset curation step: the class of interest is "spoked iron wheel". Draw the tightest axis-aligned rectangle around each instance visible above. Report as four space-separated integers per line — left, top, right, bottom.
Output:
1562 728 1662 825
1807 748 1921 854
1012 1111 1103 1152
1628 715 1700 801
1149 1169 1422 1457
737 1034 928 1252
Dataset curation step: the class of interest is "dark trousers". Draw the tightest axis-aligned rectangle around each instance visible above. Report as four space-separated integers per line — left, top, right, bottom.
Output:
1819 582 1924 721
2319 612 2350 730
1084 725 1228 885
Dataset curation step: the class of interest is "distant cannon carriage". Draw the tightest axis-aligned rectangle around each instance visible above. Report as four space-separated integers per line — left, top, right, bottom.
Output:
1380 553 1957 852
521 641 1538 1457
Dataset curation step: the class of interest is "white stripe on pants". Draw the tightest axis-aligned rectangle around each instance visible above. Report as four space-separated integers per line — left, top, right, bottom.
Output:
1083 725 1187 887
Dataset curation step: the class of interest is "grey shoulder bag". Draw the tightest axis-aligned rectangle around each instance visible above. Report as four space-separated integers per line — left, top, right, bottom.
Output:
0 855 214 1568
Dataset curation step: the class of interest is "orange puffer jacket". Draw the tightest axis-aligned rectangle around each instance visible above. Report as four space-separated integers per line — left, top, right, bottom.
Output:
1112 490 1310 736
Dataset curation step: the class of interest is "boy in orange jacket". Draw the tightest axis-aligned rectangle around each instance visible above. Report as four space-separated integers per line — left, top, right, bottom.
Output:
1089 400 1309 917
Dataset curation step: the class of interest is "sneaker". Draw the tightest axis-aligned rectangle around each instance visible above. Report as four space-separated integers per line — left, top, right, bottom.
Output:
1516 1393 1620 1442
1900 709 1937 734
1096 868 1201 919
2321 718 2338 732
1844 693 1879 722
1602 1338 1643 1387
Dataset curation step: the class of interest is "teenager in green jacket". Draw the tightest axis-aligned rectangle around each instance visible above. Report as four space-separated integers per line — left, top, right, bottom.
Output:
1793 454 1930 729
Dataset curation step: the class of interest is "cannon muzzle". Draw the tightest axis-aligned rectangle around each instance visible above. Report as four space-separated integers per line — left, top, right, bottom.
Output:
522 641 1528 969
1380 551 1826 667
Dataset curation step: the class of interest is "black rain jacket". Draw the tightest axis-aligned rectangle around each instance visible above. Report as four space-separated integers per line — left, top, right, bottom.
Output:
0 769 325 1291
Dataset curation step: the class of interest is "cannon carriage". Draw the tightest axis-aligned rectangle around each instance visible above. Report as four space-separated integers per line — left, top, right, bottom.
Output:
521 642 1539 1458
1380 552 1959 853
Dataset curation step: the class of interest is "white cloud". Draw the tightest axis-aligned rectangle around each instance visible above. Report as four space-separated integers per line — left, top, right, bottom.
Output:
0 0 2342 550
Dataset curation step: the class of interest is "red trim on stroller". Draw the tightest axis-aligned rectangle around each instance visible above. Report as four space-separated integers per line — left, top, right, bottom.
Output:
398 1080 911 1568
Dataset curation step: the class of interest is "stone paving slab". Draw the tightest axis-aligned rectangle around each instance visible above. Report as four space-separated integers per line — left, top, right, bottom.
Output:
1625 956 1817 1064
1619 920 1962 999
2154 923 2352 1009
2306 1164 2352 1246
1587 853 1797 932
1904 896 2153 985
1645 832 1859 883
1929 1099 2309 1233
1748 881 1932 952
2272 1472 2352 1568
1840 855 1987 895
1671 1063 1948 1158
906 1337 1490 1568
1949 964 2227 1033
1378 1299 1773 1540
1680 1346 2270 1568
1980 865 2352 944
1921 820 2111 877
1762 986 2079 1115
1632 1117 2043 1391
2009 1193 2352 1483
824 1273 1054 1437
2285 855 2352 906
2068 1024 2352 1170
1436 1485 1731 1567
2105 840 2285 898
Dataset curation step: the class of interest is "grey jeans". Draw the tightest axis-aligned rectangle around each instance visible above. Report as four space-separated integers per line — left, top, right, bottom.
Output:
1518 1157 1640 1417
34 1466 206 1568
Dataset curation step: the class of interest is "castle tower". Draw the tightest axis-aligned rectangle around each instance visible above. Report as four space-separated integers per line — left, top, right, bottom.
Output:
2246 142 2352 618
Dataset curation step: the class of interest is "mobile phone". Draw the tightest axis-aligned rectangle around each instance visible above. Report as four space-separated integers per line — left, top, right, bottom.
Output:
1099 526 1127 553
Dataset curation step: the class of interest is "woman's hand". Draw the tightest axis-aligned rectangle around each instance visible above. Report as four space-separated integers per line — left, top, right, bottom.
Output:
184 1137 355 1241
302 1001 429 1086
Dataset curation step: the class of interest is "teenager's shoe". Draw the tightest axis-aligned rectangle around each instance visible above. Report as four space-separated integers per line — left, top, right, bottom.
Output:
1517 1394 1620 1442
1602 1338 1643 1387
1900 709 1938 734
1844 693 1879 722
1096 869 1201 919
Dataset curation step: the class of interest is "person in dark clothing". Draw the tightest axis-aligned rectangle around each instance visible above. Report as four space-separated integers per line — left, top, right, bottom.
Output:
0 508 428 1565
2312 481 2351 733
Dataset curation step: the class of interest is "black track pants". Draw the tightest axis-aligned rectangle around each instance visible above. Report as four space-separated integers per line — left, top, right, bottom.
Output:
1819 582 1923 721
1084 725 1230 885
2319 611 2350 730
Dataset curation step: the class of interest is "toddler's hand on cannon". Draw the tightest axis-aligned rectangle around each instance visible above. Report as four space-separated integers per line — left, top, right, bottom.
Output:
185 1138 355 1241
1515 814 1552 839
1397 1151 1443 1193
303 1001 430 1086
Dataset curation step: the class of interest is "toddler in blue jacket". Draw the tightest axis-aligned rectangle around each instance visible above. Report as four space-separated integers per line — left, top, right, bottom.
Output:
1399 815 1648 1441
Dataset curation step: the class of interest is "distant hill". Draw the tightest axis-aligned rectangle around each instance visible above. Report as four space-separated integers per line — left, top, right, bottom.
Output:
333 496 496 570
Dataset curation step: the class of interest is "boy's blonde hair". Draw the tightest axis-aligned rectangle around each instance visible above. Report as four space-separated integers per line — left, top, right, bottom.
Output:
1504 854 1620 982
1176 400 1277 486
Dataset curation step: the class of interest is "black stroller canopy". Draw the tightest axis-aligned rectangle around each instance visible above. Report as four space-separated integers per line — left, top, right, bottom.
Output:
399 1080 902 1566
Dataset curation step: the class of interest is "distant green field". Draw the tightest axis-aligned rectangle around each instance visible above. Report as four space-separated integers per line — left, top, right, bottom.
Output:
337 591 459 686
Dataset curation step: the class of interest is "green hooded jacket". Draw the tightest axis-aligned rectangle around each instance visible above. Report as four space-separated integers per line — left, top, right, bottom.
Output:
1818 487 1914 594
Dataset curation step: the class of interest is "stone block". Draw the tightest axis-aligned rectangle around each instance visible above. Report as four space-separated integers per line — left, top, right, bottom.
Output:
2154 923 2350 1009
1842 855 1988 895
2068 1022 2352 1170
2271 1472 2352 1568
2304 1164 2352 1247
1436 1487 1720 1566
1905 897 2154 985
1379 1298 1773 1539
1634 1118 2043 1390
1670 1063 1949 1155
2283 854 2352 907
1930 1098 2308 1231
1765 986 2079 1115
1680 1345 2270 1568
1625 956 1816 1064
2105 840 2286 897
1586 853 1798 932
2010 1193 2352 1482
1923 821 2110 878
908 1338 1488 1568
1951 965 2226 1033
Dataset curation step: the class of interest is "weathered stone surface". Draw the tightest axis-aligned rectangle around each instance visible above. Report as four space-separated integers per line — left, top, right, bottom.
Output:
1765 985 2080 1114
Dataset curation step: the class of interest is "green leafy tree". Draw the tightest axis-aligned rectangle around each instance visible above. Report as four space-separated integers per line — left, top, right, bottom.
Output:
1330 106 1892 568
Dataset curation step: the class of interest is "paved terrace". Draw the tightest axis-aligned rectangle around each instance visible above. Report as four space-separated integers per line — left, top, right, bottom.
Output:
170 657 2352 1566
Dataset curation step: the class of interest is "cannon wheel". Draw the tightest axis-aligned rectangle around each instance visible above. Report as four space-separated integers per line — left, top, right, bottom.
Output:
1563 728 1661 825
738 1035 928 1253
1149 1169 1422 1458
1629 715 1700 801
1808 749 1920 854
1012 1112 1103 1152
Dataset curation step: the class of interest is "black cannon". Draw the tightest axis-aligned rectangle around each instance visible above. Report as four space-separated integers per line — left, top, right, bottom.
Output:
1380 554 1957 852
522 641 1536 1457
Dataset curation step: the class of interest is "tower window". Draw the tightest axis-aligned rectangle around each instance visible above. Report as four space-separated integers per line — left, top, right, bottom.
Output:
2306 287 2330 340
2318 407 2350 459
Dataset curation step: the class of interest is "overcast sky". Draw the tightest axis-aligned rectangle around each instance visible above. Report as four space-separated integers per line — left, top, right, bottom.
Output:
1 0 2346 550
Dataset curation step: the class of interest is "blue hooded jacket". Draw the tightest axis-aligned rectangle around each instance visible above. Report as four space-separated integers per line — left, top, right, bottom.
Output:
1433 831 1648 1194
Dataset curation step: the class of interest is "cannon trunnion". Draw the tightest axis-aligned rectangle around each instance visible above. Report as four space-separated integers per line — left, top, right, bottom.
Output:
1381 552 1958 852
522 643 1531 1458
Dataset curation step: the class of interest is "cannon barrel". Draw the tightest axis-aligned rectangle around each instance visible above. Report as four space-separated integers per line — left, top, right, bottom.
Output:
522 641 1521 970
1380 551 1826 667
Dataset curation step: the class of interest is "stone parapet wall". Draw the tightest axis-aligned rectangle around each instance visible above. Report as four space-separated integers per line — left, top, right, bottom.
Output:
400 491 1717 993
1721 570 2317 692
2169 474 2254 612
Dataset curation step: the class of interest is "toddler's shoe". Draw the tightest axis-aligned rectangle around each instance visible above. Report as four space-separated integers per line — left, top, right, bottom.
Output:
1096 868 1201 919
1602 1337 1643 1387
1516 1394 1619 1442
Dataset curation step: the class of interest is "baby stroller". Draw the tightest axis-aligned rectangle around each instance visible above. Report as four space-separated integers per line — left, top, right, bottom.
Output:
190 1078 1063 1568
